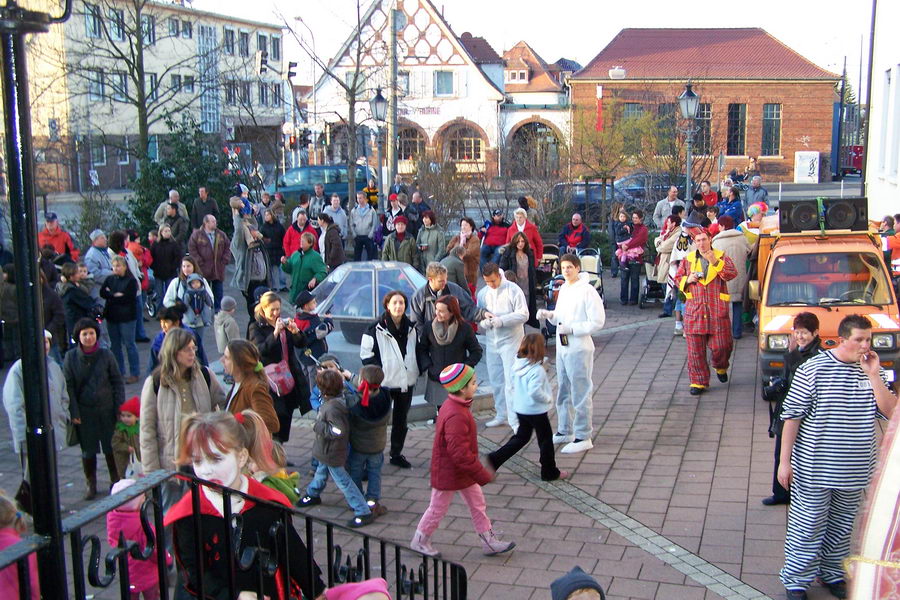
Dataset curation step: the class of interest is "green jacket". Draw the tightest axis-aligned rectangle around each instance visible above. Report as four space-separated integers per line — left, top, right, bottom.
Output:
416 225 446 268
282 249 327 304
381 233 421 271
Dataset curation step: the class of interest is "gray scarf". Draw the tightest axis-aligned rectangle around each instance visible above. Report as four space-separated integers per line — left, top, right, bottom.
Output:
431 319 458 346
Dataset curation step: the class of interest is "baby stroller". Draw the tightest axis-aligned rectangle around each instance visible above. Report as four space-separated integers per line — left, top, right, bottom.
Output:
638 256 666 309
540 274 566 341
576 247 605 306
536 244 561 289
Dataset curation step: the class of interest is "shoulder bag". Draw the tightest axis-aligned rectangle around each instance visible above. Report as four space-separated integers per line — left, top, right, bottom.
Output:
264 330 295 396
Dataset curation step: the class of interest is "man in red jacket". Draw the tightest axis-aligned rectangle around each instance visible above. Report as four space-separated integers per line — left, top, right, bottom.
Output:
479 210 510 267
38 212 79 261
504 207 543 266
558 212 591 253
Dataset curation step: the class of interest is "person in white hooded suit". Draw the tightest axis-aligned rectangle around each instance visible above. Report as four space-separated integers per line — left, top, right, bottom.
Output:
538 253 605 454
477 263 529 430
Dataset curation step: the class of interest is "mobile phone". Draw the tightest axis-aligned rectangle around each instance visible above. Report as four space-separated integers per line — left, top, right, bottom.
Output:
331 426 342 435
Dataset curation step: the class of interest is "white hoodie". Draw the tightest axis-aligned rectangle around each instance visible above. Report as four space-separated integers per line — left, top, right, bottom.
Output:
476 274 528 350
548 272 606 351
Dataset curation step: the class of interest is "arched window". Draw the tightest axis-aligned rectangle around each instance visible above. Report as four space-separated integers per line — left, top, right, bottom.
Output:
397 127 426 161
509 122 559 178
445 126 483 162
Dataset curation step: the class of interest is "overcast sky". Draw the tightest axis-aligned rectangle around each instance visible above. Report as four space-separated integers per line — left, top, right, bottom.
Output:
194 0 873 100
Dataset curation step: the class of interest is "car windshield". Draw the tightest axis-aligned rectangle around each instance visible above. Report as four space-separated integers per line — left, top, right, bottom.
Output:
766 252 894 306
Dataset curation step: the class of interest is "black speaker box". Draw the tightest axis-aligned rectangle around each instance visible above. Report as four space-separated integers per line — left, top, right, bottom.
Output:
778 198 868 233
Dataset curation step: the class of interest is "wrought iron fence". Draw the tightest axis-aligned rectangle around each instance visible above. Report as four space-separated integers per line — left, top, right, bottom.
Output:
0 470 467 600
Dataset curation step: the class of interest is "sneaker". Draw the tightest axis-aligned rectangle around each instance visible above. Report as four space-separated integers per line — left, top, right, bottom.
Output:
297 495 321 507
561 439 593 454
716 370 728 383
823 581 846 599
552 432 574 444
674 323 684 336
347 513 374 528
390 455 412 469
484 416 505 428
785 589 808 600
367 500 388 517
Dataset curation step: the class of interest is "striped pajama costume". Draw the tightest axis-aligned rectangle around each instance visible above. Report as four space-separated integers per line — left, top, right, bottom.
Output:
778 351 888 591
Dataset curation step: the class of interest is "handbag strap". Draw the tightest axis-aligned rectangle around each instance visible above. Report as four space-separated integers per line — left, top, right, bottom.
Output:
280 330 289 362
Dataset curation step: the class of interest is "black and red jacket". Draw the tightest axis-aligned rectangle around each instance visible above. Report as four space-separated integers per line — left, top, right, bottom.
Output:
558 223 591 250
165 477 324 600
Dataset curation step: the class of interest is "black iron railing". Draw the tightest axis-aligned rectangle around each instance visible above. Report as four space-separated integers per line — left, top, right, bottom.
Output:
0 470 467 600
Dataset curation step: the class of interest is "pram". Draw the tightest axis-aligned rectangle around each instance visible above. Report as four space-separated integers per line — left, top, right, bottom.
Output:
638 256 666 309
536 243 561 289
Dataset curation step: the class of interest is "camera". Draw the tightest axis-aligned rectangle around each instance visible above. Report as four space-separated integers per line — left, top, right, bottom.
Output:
762 376 787 402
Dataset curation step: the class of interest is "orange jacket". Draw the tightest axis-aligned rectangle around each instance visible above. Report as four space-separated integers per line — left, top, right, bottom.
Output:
37 226 79 261
883 233 900 276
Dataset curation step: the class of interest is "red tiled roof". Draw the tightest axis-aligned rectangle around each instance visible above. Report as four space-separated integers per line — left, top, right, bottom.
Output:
574 28 839 81
502 41 563 93
459 32 503 64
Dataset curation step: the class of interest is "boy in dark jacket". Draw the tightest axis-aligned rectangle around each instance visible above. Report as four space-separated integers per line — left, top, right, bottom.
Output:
293 290 335 386
298 369 374 528
409 364 514 558
347 365 391 516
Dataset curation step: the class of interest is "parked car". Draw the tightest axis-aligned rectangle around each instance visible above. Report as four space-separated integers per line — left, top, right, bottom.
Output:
549 182 629 224
267 164 375 206
615 171 693 210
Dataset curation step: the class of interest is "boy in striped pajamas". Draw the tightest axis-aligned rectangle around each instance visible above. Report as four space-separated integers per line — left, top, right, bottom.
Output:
778 315 897 600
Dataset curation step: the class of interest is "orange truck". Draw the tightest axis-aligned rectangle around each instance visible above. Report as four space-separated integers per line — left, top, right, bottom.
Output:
749 198 900 386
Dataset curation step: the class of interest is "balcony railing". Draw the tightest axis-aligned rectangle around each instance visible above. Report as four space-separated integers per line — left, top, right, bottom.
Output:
0 470 467 600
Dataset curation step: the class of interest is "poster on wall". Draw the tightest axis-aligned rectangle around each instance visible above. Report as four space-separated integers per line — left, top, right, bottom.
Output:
794 151 820 184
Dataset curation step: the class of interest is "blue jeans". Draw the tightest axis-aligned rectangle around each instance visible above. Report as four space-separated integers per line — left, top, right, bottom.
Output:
732 302 743 339
479 244 501 267
620 261 641 303
306 463 372 516
210 280 224 312
346 450 384 502
108 319 139 377
134 294 148 339
155 277 172 311
661 296 674 317
609 243 619 276
193 326 210 367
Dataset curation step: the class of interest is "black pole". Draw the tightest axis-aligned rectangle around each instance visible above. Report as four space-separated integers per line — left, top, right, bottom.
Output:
860 0 877 197
0 3 68 598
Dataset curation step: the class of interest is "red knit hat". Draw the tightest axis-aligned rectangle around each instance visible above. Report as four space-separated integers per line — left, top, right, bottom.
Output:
119 396 140 418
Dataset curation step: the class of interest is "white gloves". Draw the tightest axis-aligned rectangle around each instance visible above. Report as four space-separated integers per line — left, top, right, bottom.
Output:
557 324 573 335
489 317 503 329
479 319 493 330
537 309 554 321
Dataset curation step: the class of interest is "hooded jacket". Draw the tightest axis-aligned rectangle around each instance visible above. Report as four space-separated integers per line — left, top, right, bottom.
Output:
322 205 349 238
312 395 350 466
430 393 493 491
3 356 69 453
214 310 240 354
511 357 553 415
106 507 164 593
476 274 528 350
180 273 214 328
360 314 418 391
547 272 606 351
59 280 99 336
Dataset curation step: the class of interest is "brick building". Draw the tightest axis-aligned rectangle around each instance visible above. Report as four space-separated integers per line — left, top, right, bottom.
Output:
569 28 840 183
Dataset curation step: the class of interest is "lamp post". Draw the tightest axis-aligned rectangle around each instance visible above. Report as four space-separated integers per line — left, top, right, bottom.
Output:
370 87 388 211
678 83 700 198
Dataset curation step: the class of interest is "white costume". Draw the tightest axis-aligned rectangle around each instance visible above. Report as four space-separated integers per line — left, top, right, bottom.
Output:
477 274 528 429
543 272 605 446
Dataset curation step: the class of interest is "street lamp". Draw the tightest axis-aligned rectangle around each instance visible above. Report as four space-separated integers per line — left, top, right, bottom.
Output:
370 88 388 209
678 82 700 199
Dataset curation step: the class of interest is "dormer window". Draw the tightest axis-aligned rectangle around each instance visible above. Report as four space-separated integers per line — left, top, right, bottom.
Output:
509 71 517 81
519 70 527 81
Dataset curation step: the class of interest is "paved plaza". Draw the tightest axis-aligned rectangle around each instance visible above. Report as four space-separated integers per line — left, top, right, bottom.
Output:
0 277 851 600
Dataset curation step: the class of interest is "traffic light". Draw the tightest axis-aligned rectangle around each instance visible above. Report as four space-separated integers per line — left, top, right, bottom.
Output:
255 50 268 75
282 61 297 81
287 135 298 150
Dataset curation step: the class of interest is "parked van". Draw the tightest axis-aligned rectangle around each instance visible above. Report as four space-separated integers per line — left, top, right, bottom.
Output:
267 164 375 206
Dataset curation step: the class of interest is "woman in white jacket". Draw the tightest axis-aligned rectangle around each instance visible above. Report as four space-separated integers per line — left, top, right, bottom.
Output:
537 253 606 454
360 290 419 469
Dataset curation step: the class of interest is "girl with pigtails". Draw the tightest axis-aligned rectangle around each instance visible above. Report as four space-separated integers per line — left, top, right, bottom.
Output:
164 410 325 600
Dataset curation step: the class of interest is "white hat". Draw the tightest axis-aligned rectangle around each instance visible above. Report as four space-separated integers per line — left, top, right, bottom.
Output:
43 329 52 340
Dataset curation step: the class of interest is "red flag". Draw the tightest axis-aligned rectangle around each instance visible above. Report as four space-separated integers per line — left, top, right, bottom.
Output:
595 85 604 132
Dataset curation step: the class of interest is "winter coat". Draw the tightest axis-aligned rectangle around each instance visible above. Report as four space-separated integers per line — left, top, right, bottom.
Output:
84 245 113 301
150 237 183 281
546 273 606 352
410 281 485 339
282 249 327 304
349 205 378 239
42 283 67 346
716 198 744 223
226 376 280 435
248 320 311 415
164 213 190 246
360 314 419 392
64 345 123 454
348 388 391 454
255 197 284 224
712 228 752 301
476 276 528 351
498 248 538 325
430 393 492 491
504 220 543 266
381 206 406 238
558 223 591 250
260 219 286 264
419 320 483 383
282 222 319 258
139 365 225 472
312 395 350 467
512 357 553 415
127 242 152 292
38 226 79 260
480 221 510 248
180 274 214 328
106 508 162 593
187 227 232 282
744 185 769 213
166 478 325 600
230 212 256 290
214 310 241 354
381 232 420 270
111 422 141 479
100 273 138 323
440 253 469 291
59 280 98 338
163 275 214 310
189 195 220 230
322 205 349 238
654 226 682 285
294 311 334 365
320 223 346 270
154 200 189 226
652 198 685 229
0 528 39 600
611 221 632 245
3 356 69 453
416 224 446 267
445 234 480 286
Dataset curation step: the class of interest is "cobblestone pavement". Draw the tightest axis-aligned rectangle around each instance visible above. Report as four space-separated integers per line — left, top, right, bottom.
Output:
0 276 842 600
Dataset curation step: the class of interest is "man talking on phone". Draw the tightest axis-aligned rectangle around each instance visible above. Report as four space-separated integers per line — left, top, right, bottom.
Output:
536 253 605 454
778 314 897 600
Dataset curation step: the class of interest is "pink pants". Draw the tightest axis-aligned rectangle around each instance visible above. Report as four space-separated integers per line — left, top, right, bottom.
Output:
417 484 492 536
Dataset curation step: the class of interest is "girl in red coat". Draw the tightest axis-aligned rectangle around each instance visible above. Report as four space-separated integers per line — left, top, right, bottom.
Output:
164 410 325 600
409 364 515 558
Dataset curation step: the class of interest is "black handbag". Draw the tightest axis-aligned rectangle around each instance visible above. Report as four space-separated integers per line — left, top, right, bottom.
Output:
66 421 79 447
14 454 32 514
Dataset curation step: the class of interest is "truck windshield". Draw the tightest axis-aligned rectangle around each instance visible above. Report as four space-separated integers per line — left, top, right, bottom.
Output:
766 252 894 306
